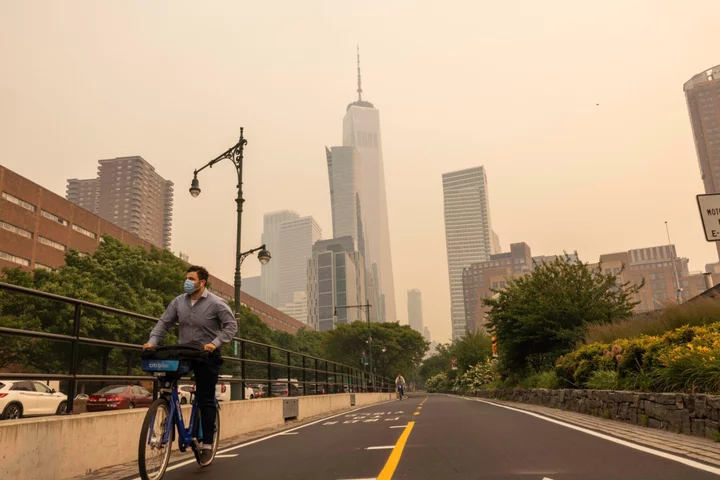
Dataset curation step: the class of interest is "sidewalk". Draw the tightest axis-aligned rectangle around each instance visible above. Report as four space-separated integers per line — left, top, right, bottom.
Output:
474 397 720 468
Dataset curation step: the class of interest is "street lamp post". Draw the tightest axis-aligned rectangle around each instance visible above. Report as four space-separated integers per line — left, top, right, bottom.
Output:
190 129 271 401
334 301 374 390
189 128 272 317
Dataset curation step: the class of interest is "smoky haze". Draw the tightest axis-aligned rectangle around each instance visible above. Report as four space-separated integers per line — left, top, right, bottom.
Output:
1 0 718 343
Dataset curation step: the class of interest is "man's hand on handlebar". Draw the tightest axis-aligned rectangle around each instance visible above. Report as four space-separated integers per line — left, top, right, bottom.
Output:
143 343 155 350
203 343 216 353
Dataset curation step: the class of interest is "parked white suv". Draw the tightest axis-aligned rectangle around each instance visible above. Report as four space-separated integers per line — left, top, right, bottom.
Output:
0 380 68 420
190 376 253 402
216 376 253 401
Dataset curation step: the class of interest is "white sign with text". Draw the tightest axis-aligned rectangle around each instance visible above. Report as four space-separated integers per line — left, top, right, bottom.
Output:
697 194 720 241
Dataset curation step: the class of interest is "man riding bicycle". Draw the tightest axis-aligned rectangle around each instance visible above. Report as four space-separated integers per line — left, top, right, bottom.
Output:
143 265 237 466
395 373 406 399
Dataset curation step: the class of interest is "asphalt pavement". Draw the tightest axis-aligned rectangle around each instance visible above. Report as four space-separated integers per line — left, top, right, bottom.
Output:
133 394 720 480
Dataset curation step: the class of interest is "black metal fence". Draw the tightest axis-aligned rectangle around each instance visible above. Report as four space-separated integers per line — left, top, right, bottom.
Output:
0 282 390 412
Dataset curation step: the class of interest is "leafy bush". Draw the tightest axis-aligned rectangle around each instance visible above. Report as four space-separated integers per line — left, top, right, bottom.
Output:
452 358 499 393
517 370 560 389
557 322 720 394
584 299 720 344
426 372 447 393
586 370 620 390
535 371 561 389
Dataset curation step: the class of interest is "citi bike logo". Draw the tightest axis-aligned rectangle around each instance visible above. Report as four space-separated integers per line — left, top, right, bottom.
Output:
148 361 171 369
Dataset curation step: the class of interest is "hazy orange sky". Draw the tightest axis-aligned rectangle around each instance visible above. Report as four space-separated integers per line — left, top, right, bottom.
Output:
1 1 719 343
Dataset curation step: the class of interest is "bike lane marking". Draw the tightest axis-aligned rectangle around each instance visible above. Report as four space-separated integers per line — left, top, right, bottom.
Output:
131 399 398 480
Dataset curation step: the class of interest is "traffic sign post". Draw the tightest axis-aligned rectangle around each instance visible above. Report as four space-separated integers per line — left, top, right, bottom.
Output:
451 357 457 370
696 194 720 241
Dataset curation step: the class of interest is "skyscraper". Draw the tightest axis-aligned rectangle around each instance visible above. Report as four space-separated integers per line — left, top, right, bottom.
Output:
407 289 423 333
326 146 366 257
341 49 397 323
261 210 300 307
66 178 100 214
277 216 322 308
685 64 720 261
307 236 367 331
442 166 496 341
66 156 173 249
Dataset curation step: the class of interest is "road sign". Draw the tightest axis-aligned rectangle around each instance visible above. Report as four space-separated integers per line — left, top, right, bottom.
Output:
491 336 498 358
696 194 720 241
451 357 457 370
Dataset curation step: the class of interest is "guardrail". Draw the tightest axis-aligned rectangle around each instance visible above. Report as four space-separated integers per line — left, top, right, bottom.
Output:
0 281 391 411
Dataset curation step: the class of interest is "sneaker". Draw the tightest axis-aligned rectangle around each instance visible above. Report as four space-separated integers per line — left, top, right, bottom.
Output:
198 447 214 467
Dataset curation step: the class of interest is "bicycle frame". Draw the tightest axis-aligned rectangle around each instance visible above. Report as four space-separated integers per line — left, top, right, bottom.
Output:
148 376 199 452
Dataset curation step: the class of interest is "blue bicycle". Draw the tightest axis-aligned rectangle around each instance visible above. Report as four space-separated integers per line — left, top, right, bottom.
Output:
138 346 220 480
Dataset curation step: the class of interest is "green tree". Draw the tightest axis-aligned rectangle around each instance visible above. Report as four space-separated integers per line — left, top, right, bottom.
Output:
323 322 428 379
418 343 453 382
453 331 492 372
484 254 642 377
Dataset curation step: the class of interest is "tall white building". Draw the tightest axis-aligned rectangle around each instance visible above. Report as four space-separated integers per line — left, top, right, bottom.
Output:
307 236 366 331
341 49 396 323
277 216 322 308
326 146 366 257
407 289 423 333
280 291 309 325
442 166 497 341
261 210 299 307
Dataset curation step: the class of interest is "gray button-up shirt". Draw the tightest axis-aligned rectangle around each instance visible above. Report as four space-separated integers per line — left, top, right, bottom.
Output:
148 289 238 348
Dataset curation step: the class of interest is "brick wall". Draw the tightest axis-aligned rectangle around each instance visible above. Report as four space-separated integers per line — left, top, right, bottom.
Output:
0 165 307 334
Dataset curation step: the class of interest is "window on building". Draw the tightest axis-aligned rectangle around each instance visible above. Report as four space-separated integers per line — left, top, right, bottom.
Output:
0 220 32 239
38 236 66 251
0 250 30 267
71 224 97 239
34 263 54 271
2 192 36 212
40 210 68 226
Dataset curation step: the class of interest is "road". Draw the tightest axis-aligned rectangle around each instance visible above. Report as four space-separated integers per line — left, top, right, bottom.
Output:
141 394 720 480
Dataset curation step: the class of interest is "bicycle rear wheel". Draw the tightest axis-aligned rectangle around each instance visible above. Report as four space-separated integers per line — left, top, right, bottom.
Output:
138 398 173 480
192 406 221 467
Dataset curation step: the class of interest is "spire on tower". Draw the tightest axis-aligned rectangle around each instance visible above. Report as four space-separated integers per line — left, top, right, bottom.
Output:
346 46 374 111
356 45 363 102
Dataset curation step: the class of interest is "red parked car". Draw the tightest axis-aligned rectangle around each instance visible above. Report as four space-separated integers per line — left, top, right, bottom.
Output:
85 385 153 412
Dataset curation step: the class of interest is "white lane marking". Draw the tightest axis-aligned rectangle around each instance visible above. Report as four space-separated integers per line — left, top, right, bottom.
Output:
363 418 379 423
542 478 554 480
384 417 400 421
389 425 407 429
279 432 298 435
365 445 395 450
131 399 396 479
215 454 238 458
323 421 338 425
470 398 720 476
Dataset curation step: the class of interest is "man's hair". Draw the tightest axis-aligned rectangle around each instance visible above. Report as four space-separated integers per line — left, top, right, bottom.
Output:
187 265 209 282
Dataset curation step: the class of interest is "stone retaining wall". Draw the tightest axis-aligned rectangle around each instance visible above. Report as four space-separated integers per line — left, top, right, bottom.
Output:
471 389 720 441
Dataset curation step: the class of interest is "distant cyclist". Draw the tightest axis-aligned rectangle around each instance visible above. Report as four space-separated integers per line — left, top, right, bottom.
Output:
395 373 406 399
143 265 237 466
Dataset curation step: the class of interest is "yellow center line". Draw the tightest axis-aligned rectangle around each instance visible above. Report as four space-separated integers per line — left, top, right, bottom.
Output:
377 421 415 480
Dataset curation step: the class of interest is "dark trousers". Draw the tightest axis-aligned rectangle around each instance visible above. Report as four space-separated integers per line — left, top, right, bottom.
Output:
192 350 222 444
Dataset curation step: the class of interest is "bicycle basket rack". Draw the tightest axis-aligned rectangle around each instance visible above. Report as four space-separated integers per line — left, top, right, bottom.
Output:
141 359 192 375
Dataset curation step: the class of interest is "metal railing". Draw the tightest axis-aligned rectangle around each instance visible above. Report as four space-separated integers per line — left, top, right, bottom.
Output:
0 282 391 412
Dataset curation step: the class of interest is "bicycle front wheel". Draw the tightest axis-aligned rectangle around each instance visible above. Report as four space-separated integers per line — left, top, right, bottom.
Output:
138 397 173 480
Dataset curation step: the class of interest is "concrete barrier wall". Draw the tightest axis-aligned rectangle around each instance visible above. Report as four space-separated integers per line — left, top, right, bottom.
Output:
355 392 394 406
0 393 393 480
